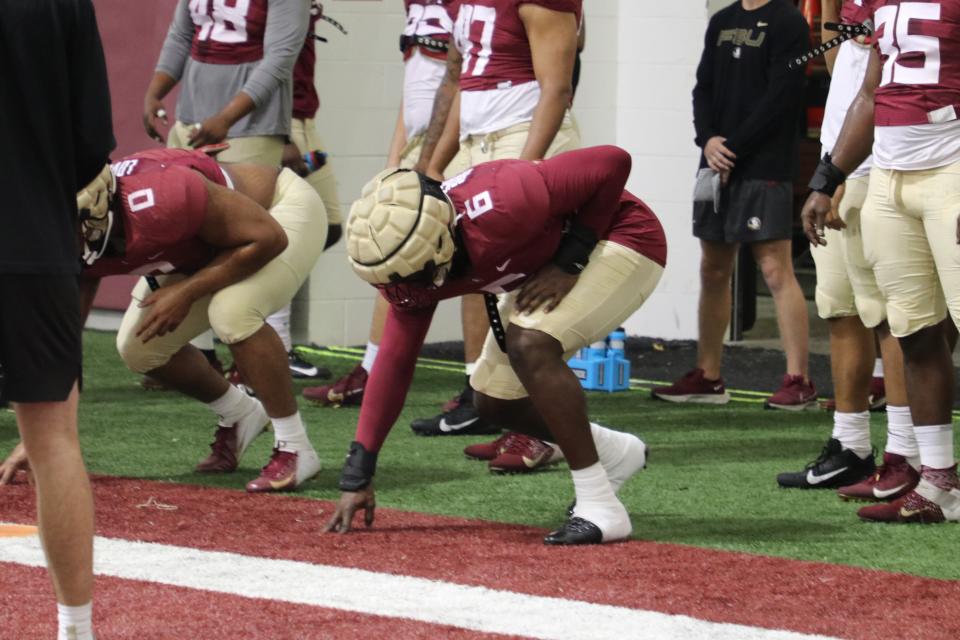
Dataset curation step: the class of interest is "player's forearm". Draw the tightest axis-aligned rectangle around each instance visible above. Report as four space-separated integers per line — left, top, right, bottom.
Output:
214 93 257 130
181 236 286 302
519 84 571 161
415 49 462 172
821 0 841 75
829 92 875 174
427 91 462 178
386 104 408 168
145 72 178 103
354 305 434 452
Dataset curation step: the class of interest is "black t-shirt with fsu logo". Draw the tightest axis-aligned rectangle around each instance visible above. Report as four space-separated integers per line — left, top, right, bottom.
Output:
692 0 809 181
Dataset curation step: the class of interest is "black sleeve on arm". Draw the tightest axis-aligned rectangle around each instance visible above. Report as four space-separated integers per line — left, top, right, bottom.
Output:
69 0 116 188
723 12 809 158
692 18 718 148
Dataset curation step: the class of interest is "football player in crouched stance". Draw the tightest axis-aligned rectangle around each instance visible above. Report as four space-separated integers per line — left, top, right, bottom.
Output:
78 148 326 491
324 145 667 544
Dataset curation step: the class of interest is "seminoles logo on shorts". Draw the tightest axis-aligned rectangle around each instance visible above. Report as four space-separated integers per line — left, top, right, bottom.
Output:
747 216 762 231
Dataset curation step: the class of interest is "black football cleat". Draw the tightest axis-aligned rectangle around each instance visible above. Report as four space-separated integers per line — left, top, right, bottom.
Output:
288 350 331 380
777 438 876 489
410 388 500 437
543 517 604 546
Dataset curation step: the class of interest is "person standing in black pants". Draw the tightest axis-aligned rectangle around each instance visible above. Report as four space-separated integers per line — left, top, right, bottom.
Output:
0 1 114 638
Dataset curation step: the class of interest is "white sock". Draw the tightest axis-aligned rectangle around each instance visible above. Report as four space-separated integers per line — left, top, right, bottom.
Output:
873 358 884 378
266 305 293 352
570 462 630 540
190 329 215 351
206 385 257 425
464 361 477 376
830 411 872 459
914 424 955 469
58 602 93 640
361 341 379 373
885 405 919 466
589 423 643 492
272 412 311 452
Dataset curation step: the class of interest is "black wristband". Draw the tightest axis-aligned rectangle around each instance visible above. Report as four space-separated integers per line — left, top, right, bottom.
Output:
552 221 598 274
338 441 378 491
808 154 848 197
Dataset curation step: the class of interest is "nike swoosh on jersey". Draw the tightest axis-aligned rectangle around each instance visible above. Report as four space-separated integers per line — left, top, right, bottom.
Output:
873 483 909 499
496 259 511 272
757 21 768 27
806 466 848 485
439 416 479 432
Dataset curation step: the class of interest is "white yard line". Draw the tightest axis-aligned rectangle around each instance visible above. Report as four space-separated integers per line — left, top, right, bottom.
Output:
0 532 838 640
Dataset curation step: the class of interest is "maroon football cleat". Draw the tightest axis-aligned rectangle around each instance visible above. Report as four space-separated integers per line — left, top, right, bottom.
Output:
651 369 730 405
837 452 919 502
464 432 520 461
488 433 564 473
858 476 960 523
195 400 270 473
303 364 368 407
246 447 321 493
868 376 886 411
765 374 817 411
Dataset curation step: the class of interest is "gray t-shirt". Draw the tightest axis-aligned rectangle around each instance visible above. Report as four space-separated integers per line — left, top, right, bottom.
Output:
156 0 308 138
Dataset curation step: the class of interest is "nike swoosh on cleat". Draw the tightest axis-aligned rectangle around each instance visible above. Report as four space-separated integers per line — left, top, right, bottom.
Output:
522 454 547 468
439 417 479 432
290 366 319 376
873 483 909 499
898 507 924 519
269 475 295 490
806 466 849 485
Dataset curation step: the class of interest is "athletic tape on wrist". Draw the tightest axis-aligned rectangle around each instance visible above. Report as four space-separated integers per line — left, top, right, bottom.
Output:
339 441 378 491
808 154 848 197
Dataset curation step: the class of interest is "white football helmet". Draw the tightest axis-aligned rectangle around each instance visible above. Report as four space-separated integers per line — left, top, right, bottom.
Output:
346 168 456 288
76 164 116 266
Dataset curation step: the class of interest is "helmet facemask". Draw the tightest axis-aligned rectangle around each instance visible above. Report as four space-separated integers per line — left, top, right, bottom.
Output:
76 165 117 266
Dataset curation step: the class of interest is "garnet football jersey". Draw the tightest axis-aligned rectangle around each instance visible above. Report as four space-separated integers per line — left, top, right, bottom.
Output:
293 2 322 119
871 0 960 126
449 0 580 91
83 150 228 279
403 0 454 62
841 0 873 25
189 0 269 64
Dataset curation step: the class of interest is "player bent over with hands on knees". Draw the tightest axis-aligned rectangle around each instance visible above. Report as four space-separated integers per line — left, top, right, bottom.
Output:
324 145 667 544
1 148 328 493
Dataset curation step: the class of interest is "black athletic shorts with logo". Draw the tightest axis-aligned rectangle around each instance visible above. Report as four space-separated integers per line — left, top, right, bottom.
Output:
693 178 794 244
0 274 81 403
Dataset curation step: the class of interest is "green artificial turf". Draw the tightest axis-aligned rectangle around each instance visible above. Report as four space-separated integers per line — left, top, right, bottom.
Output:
2 330 959 580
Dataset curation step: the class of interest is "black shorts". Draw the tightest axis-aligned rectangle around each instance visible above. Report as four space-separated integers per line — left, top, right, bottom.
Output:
0 274 81 403
693 178 794 244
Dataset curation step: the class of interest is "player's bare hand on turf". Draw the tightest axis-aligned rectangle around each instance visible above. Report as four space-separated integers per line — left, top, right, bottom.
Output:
323 486 376 533
515 264 578 314
704 136 736 173
143 97 169 144
282 143 310 177
801 191 834 247
136 284 195 343
0 442 29 486
188 114 231 148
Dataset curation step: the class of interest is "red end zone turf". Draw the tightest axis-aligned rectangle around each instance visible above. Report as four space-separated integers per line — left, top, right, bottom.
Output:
2 476 959 639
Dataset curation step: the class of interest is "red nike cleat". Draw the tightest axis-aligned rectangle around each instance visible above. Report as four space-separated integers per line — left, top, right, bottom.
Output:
652 369 730 405
858 477 960 523
195 400 269 473
303 364 368 407
246 447 321 493
766 374 817 411
489 433 564 474
464 432 519 461
837 452 919 502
